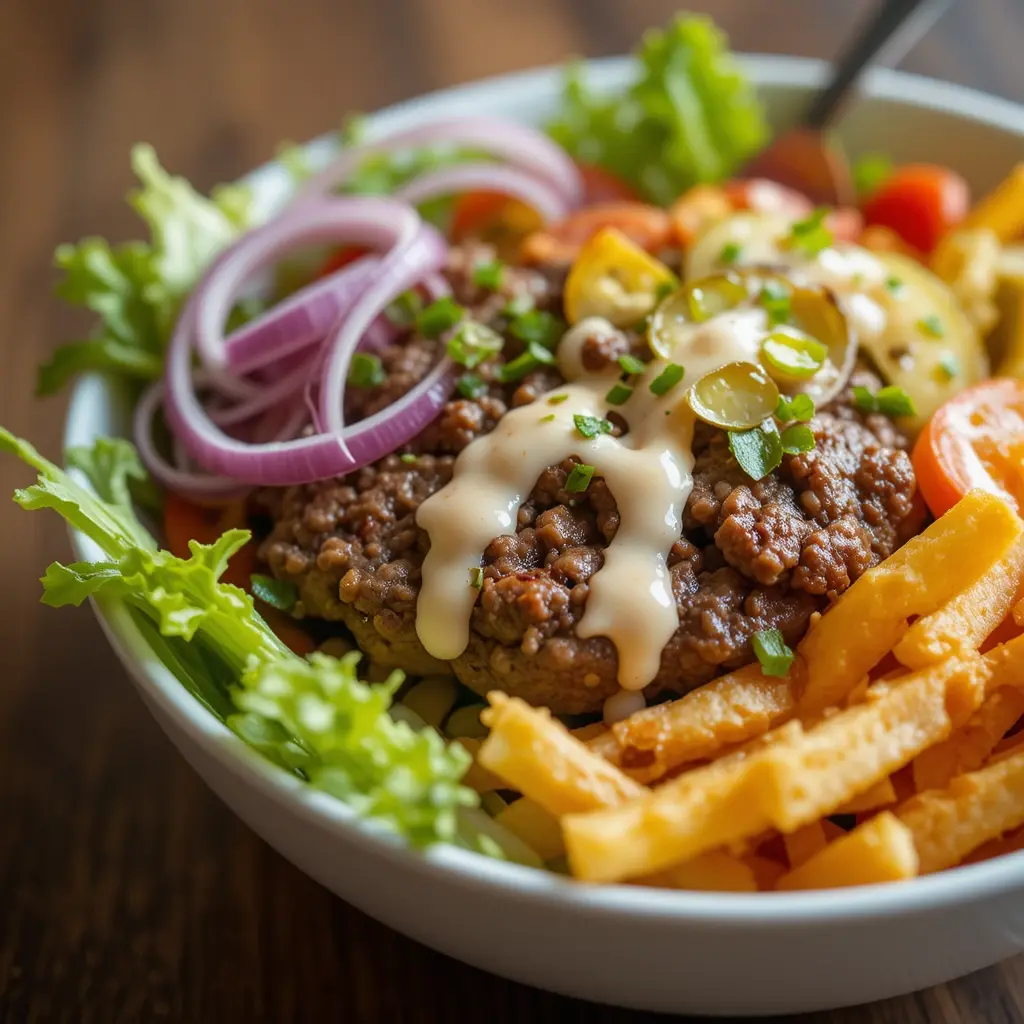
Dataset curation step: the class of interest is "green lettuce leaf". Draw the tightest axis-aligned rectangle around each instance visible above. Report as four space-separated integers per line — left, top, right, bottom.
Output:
546 14 768 203
66 435 162 512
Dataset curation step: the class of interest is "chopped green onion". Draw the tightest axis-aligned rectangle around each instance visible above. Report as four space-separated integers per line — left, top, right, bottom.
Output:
877 386 917 418
565 464 596 493
416 296 465 338
347 352 386 388
498 341 556 382
617 353 647 376
573 414 613 439
786 207 833 256
385 290 424 325
917 314 945 338
504 293 535 318
447 321 504 368
456 372 487 400
250 574 298 612
884 276 904 296
852 153 892 199
654 280 676 303
605 383 634 406
780 423 816 455
472 259 505 290
510 309 563 350
649 362 685 397
400 453 419 464
539 413 556 423
752 627 794 677
761 328 828 380
720 241 743 264
759 280 791 326
937 352 961 381
547 393 569 405
729 419 783 481
775 393 815 423
852 385 877 414
468 566 484 589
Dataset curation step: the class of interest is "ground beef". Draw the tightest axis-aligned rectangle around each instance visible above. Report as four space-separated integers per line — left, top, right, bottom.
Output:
256 246 925 714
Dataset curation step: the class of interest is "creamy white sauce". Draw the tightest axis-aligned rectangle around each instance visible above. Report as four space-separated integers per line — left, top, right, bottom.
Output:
415 308 766 692
603 688 647 726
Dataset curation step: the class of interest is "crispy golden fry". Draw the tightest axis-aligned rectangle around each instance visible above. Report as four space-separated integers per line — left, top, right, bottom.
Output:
799 491 1022 714
783 821 829 869
776 813 919 891
457 737 506 794
894 537 1024 670
589 664 799 783
564 658 986 882
899 745 1024 873
571 721 611 743
636 850 757 892
963 164 1024 242
742 852 788 891
479 693 645 815
912 687 1024 792
983 631 1024 694
964 823 1024 864
495 798 565 861
832 776 898 815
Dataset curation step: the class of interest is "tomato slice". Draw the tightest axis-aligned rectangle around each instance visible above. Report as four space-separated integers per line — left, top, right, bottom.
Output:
577 163 639 203
862 164 970 254
912 378 1024 517
521 202 672 265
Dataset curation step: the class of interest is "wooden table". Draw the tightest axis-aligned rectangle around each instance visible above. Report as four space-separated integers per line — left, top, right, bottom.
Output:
3 1 1024 1020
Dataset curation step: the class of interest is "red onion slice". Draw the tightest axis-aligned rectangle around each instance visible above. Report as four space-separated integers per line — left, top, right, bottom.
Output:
300 115 584 207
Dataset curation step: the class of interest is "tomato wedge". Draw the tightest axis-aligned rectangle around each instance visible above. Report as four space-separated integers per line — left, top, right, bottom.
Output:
912 378 1024 517
521 202 672 264
862 164 970 254
577 163 639 203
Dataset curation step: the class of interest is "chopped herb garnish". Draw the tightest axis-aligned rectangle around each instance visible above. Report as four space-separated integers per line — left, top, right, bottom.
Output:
786 207 833 256
775 393 815 423
851 385 877 413
547 393 569 405
720 241 743 265
759 280 791 326
446 321 503 368
852 153 892 199
385 290 424 325
617 353 647 376
456 372 487 400
539 413 556 423
649 362 685 397
780 423 816 455
752 627 795 677
250 574 298 612
654 280 676 303
853 385 916 418
573 414 613 439
416 296 465 338
510 309 563 349
400 453 419 464
347 352 386 388
498 341 556 382
504 293 535 318
468 566 484 589
565 464 596 493
728 419 783 481
472 259 505 291
937 352 960 380
917 314 945 338
605 383 634 406
884 276 905 296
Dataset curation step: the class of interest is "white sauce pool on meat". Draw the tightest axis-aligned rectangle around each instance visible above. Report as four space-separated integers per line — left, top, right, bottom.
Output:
415 308 769 694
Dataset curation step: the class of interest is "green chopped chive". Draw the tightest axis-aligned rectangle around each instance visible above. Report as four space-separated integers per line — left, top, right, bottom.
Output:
617 353 647 376
539 413 556 423
446 321 504 368
759 280 792 326
510 309 563 349
937 352 961 380
884 276 905 296
775 393 815 423
649 362 685 396
852 385 877 414
416 296 465 338
504 293 535 318
917 314 945 338
385 289 424 325
853 385 916 418
347 352 386 388
780 422 816 455
605 383 633 406
468 566 484 589
654 280 676 303
719 241 743 264
400 453 419 464
852 153 892 198
786 207 833 256
752 627 795 677
728 419 783 481
573 414 613 439
547 393 569 405
250 574 298 612
498 341 556 382
472 259 505 290
456 372 487 400
565 464 596 493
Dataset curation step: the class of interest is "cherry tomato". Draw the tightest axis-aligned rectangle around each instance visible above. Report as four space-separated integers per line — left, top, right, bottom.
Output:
449 191 544 259
668 185 733 248
577 163 639 203
862 164 970 254
520 202 672 264
912 378 1024 517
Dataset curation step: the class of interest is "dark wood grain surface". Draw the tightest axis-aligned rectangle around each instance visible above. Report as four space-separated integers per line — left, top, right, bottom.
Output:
3 1 1024 1021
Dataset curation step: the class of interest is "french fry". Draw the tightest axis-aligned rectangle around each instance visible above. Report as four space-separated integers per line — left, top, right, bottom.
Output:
591 664 799 783
783 821 829 869
636 850 757 892
478 693 645 815
984 631 1024 695
832 776 898 814
563 657 987 882
898 746 1024 873
894 537 1024 669
776 813 919 891
799 491 1022 714
912 687 1024 792
571 721 610 743
742 853 789 891
494 798 565 861
963 823 1024 864
457 737 506 794
963 164 1024 241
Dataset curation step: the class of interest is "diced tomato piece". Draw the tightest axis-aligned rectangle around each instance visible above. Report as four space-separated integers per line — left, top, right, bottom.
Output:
862 165 970 254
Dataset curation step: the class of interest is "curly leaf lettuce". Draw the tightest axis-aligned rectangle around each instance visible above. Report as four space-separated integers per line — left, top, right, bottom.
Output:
1 427 475 848
547 14 768 204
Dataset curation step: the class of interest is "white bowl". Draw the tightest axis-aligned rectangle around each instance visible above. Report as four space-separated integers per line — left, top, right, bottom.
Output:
64 56 1024 1017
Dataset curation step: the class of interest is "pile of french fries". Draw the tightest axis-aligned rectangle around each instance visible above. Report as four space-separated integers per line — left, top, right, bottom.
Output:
470 490 1024 891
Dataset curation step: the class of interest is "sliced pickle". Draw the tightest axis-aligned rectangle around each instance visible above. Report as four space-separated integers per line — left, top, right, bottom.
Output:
648 272 750 359
761 326 829 381
688 361 780 431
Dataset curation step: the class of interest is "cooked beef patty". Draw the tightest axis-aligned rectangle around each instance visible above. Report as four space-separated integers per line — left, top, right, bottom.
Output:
256 245 924 713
